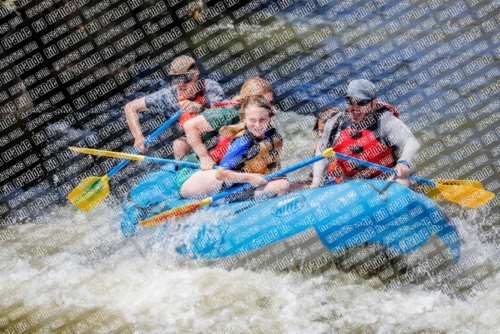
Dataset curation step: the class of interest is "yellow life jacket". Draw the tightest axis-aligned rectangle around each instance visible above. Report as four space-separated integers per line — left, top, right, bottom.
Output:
219 123 283 175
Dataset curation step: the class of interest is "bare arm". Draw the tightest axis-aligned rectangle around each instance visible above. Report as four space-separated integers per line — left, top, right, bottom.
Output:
184 115 216 170
124 97 148 152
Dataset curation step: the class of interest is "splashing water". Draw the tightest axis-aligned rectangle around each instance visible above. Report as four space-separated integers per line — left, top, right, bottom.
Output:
1 191 500 334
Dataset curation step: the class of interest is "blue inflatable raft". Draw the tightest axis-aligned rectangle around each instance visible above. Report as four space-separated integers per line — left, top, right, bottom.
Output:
121 165 461 284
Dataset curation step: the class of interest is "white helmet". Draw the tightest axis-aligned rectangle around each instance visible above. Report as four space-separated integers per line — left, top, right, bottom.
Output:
346 79 376 100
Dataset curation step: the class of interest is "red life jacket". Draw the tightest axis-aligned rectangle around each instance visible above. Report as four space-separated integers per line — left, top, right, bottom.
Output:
325 160 343 183
208 135 233 163
205 101 241 163
377 100 399 118
179 79 208 131
333 107 399 178
211 100 240 108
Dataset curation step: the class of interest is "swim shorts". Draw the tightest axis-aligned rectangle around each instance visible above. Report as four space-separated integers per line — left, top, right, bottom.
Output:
176 153 200 189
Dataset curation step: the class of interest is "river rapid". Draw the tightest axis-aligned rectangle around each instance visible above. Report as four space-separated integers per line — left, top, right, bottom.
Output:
1 195 499 333
1 0 500 332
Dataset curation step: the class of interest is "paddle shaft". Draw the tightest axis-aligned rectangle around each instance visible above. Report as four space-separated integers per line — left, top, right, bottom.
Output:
335 152 436 187
70 147 211 169
108 110 182 177
144 156 219 169
144 156 203 168
211 153 330 202
139 148 335 226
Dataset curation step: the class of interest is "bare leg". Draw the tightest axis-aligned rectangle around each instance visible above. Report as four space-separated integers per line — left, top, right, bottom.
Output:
255 179 291 199
180 169 223 199
184 116 218 170
173 137 191 160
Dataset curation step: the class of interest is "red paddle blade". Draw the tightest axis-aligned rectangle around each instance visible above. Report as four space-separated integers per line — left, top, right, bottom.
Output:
139 202 202 227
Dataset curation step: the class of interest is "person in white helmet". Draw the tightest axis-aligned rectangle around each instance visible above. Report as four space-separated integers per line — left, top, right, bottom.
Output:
311 79 420 187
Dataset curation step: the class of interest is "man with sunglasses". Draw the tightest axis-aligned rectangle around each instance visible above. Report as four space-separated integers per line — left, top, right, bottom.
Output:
311 79 420 187
124 55 224 156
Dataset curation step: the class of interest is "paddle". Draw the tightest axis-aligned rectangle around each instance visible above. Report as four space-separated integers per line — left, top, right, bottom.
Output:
139 148 336 227
432 179 484 189
68 148 486 192
69 147 207 169
334 152 494 209
68 110 182 211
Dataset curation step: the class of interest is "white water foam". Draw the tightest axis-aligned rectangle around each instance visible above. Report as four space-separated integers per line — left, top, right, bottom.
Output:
1 195 500 333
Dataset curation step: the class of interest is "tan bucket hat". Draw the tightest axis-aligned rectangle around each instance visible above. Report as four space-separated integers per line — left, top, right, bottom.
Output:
167 55 197 75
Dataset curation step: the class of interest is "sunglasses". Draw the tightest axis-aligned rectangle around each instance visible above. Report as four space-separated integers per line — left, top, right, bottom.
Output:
172 67 198 84
347 97 373 107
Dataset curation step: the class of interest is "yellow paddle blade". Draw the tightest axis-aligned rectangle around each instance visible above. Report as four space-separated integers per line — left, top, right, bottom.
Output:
433 179 484 189
67 175 110 211
140 198 212 227
322 147 335 158
69 147 146 161
423 183 494 209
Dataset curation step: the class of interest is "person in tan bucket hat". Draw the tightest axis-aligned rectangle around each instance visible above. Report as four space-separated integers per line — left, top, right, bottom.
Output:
124 55 224 157
167 55 196 75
